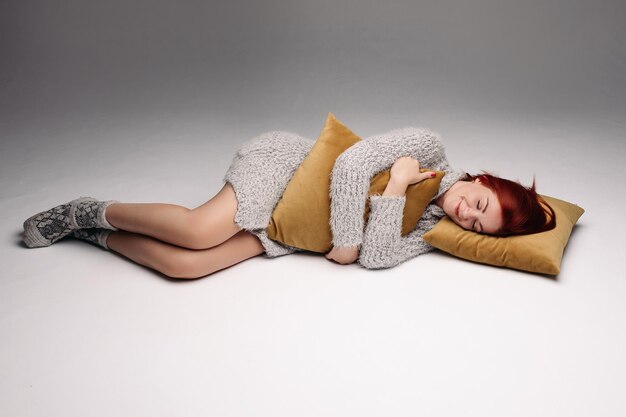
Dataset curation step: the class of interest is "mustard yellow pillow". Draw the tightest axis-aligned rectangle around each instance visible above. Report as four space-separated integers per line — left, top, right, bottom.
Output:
422 195 584 275
266 112 445 253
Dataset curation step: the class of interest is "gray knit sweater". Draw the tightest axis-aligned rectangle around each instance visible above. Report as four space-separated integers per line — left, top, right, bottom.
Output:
222 127 467 269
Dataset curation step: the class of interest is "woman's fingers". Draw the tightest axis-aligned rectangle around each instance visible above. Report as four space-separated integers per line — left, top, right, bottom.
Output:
420 171 437 181
391 157 437 185
407 170 437 185
325 246 358 264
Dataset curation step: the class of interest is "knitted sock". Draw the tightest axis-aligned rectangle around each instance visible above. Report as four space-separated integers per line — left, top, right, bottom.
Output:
23 197 120 248
71 228 112 250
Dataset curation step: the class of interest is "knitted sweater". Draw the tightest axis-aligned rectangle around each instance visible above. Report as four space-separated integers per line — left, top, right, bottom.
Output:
222 127 467 269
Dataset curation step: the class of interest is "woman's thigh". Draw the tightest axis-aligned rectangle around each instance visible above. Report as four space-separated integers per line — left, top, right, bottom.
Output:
176 230 265 278
188 182 242 249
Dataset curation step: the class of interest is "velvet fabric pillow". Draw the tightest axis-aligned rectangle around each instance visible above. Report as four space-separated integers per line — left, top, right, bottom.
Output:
266 112 444 253
422 195 584 275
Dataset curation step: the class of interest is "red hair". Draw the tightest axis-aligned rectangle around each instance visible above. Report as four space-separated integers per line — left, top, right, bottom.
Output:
465 172 557 237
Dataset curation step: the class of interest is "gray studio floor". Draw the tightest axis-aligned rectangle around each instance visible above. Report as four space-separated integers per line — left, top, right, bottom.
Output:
2 1 625 416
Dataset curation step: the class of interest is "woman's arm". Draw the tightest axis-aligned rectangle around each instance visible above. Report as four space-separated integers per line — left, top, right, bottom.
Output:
325 155 440 266
358 194 439 270
329 127 446 248
356 168 441 269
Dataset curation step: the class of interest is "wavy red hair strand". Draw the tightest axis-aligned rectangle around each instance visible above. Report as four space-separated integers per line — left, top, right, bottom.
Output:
465 172 557 237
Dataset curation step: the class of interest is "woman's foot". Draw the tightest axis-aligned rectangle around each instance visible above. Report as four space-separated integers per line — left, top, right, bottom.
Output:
71 228 112 250
23 197 119 248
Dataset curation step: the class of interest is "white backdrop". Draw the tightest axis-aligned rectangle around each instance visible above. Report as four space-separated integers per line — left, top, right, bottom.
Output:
1 1 625 416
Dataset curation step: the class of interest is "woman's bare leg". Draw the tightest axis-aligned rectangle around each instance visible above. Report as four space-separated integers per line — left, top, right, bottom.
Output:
106 229 265 279
104 182 241 250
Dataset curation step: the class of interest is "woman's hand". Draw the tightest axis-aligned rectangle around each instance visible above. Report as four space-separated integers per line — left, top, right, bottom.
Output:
325 245 360 265
390 156 436 185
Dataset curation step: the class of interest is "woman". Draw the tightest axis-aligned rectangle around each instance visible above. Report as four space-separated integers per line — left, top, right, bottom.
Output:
22 128 556 278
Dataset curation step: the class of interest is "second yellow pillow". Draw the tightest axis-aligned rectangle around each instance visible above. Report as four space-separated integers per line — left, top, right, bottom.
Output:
422 195 585 275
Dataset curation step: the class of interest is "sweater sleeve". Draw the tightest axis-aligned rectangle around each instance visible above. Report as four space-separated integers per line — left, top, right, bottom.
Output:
357 196 440 269
328 127 446 248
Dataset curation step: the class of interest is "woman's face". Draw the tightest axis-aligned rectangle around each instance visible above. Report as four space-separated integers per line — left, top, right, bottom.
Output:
438 178 503 234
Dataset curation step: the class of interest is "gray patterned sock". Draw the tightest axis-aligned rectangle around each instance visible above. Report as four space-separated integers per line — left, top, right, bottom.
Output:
23 197 120 248
71 228 112 250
